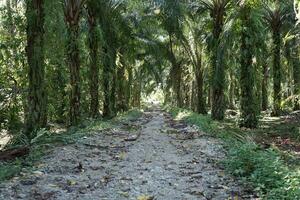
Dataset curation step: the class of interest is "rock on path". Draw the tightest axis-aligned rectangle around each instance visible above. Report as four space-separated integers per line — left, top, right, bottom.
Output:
0 108 253 200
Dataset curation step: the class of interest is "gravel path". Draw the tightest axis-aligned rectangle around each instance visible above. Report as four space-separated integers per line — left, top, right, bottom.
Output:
0 108 253 200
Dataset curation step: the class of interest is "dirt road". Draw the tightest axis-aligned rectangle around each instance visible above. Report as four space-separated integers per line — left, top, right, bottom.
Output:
0 108 253 200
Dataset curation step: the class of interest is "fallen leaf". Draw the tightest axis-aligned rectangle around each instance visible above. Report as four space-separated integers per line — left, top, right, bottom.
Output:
67 180 77 186
137 195 155 200
118 191 129 198
116 152 127 160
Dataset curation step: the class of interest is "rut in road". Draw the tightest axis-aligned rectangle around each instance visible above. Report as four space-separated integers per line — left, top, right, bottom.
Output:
0 108 253 200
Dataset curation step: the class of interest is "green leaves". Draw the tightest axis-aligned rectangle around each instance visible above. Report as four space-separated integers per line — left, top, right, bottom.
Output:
225 142 300 199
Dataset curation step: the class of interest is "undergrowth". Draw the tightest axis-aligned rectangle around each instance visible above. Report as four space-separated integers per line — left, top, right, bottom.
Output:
0 109 143 182
166 106 300 200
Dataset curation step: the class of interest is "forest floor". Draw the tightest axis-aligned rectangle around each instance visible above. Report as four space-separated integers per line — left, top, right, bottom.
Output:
0 106 255 200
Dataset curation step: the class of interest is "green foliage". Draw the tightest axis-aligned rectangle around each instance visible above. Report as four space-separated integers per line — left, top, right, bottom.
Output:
167 106 217 134
0 159 22 181
0 2 26 133
225 143 300 199
167 106 300 199
0 0 298 138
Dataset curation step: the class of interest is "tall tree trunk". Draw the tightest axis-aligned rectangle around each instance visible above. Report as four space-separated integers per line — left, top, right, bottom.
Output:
164 79 172 105
87 4 100 118
117 53 128 112
261 64 269 111
195 60 207 114
191 80 196 111
272 30 282 116
103 44 117 118
55 66 67 123
133 71 142 108
168 35 182 107
25 0 47 137
173 64 182 107
239 6 258 128
110 59 117 116
211 50 226 120
103 47 112 118
67 25 80 125
64 0 82 125
211 7 226 120
126 67 133 108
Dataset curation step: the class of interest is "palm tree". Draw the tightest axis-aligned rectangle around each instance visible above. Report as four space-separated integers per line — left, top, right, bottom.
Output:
263 1 289 116
239 1 260 128
63 0 85 125
25 0 47 137
180 17 207 114
87 0 100 118
197 0 231 120
160 0 184 107
97 0 131 118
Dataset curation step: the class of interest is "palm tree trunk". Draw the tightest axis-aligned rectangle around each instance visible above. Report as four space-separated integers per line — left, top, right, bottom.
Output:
126 67 133 108
87 6 100 118
168 34 182 107
117 54 128 111
25 0 47 137
191 80 196 111
211 9 226 120
195 63 207 114
211 50 226 120
103 47 112 118
239 7 258 128
66 24 80 125
64 0 83 125
110 59 117 116
272 30 282 116
173 64 183 107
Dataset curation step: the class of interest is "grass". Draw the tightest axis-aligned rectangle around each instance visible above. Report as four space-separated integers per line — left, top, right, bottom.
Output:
0 109 143 182
166 106 300 200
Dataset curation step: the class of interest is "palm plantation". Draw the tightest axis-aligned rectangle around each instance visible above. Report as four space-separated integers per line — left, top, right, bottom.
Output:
0 0 300 199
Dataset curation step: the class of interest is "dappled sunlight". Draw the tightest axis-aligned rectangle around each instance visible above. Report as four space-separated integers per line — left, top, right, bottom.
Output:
142 88 164 106
261 116 281 123
174 110 192 121
0 131 11 151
